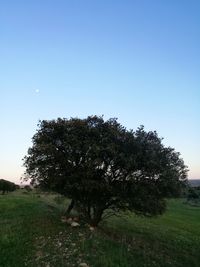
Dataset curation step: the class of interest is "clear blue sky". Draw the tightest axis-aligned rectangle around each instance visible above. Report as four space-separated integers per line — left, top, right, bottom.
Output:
0 0 199 183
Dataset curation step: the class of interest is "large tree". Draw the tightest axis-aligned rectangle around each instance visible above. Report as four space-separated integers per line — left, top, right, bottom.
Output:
0 179 16 194
23 116 188 226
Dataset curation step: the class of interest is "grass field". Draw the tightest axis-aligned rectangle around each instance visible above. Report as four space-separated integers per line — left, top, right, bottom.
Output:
0 191 200 267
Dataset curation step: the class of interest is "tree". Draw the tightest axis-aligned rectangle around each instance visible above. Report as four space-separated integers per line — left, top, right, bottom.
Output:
187 187 200 203
23 116 188 226
0 179 16 194
24 185 32 192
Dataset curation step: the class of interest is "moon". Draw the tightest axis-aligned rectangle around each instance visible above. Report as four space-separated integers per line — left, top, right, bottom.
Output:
35 89 40 93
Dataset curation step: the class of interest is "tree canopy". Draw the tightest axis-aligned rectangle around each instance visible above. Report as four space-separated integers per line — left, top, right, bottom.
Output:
0 179 17 194
23 116 188 226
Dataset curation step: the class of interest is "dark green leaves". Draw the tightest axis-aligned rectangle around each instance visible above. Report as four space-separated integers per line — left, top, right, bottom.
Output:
23 116 188 225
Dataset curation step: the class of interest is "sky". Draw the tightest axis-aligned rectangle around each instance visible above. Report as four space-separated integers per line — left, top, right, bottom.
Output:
0 0 199 184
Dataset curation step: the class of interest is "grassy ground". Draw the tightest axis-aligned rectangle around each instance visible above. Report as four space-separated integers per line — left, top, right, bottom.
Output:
0 191 200 267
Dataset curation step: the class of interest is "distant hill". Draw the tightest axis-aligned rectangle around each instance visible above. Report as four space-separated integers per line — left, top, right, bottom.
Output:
188 179 200 187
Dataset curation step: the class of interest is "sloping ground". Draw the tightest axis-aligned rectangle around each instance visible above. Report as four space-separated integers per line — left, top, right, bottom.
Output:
0 192 200 267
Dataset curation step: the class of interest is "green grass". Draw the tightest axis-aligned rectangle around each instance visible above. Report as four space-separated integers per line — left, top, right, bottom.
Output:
0 192 200 267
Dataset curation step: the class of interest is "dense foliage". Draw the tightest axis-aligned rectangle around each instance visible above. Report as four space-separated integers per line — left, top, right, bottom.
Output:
23 116 188 226
187 186 200 204
0 179 17 194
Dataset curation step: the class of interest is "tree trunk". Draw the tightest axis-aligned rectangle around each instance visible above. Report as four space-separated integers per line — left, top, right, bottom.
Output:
90 208 103 227
65 199 75 215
